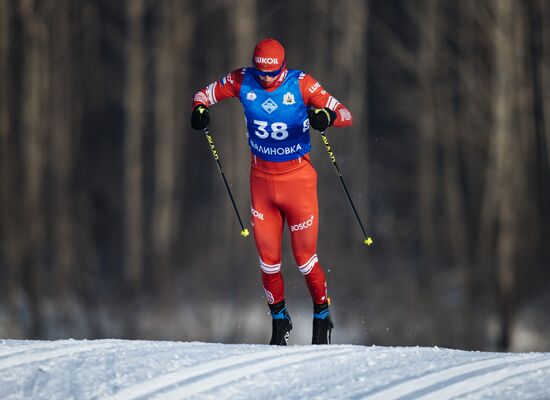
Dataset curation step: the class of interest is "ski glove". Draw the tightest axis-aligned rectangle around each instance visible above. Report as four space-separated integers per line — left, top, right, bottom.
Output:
191 105 210 130
308 107 336 132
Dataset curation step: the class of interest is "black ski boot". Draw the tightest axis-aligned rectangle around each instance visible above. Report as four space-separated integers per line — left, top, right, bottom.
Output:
312 302 334 345
269 301 292 345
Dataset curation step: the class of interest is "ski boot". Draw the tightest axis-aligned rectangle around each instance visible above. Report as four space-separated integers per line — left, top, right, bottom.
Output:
269 301 292 345
312 301 334 345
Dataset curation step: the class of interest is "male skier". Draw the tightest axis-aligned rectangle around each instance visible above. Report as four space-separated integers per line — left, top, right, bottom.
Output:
191 38 353 345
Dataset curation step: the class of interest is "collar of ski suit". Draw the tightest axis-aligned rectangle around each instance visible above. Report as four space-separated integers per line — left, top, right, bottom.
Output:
258 69 288 90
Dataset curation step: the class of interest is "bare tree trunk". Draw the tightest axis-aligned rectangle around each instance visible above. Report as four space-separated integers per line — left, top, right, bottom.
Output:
152 0 176 294
514 0 540 303
331 0 369 293
539 0 550 164
50 0 74 296
428 2 474 348
438 84 471 345
0 0 10 296
534 0 550 284
416 0 439 293
224 0 257 300
490 0 533 350
19 0 50 337
492 0 516 350
457 0 493 349
124 0 145 289
152 0 192 295
170 0 192 281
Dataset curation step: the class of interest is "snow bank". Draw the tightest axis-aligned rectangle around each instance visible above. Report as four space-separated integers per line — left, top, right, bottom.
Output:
1 340 549 399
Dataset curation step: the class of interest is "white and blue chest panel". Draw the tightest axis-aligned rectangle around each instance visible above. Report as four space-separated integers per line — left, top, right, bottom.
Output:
239 69 310 161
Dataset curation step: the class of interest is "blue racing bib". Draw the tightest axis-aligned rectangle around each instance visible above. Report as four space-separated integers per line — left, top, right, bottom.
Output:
239 69 310 161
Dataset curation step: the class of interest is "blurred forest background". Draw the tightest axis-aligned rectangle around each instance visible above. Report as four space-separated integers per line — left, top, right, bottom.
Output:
1 0 549 351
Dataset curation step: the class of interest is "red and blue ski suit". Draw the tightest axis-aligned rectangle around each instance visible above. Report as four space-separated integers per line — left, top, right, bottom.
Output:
192 68 352 305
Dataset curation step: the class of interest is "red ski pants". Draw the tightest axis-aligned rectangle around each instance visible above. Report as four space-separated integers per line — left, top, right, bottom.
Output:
250 154 328 305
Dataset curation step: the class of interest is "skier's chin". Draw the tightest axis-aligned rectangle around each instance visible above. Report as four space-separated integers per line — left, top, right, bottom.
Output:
259 72 284 89
260 79 277 89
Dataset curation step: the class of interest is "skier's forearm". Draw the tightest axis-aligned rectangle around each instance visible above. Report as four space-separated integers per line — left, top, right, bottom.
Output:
191 81 220 109
299 74 353 128
191 69 244 109
331 105 353 127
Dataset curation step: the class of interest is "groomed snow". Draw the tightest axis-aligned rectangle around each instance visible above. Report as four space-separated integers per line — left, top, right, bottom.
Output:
0 339 549 399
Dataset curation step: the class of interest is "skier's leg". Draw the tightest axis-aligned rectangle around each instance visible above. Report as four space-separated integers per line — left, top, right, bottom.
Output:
281 161 329 305
251 166 292 345
279 160 334 344
250 167 285 305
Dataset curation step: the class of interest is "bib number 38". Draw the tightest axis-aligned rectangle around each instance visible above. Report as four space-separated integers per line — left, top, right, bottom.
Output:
254 120 289 140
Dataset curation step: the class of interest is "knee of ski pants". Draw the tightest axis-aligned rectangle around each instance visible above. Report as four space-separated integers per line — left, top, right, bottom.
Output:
295 253 319 276
290 228 319 273
259 257 282 275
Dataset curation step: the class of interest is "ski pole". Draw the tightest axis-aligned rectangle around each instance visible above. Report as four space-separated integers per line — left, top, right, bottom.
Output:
320 132 373 246
204 127 249 237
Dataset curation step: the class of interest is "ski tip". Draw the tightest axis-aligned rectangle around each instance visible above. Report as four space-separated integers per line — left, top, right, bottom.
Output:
241 228 250 237
364 237 374 246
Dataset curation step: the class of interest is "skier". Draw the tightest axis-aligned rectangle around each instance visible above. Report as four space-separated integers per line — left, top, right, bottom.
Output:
190 38 353 345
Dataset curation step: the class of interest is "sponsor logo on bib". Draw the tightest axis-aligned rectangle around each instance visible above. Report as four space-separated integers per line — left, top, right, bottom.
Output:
261 98 278 114
283 92 296 105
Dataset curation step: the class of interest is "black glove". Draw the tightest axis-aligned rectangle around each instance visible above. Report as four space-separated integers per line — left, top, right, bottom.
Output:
190 105 210 130
308 107 337 131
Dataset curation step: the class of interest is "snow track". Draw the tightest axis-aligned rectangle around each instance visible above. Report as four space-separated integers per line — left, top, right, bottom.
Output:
0 339 78 358
0 339 123 371
160 347 354 399
108 345 354 399
360 353 547 399
1 340 548 399
416 356 550 399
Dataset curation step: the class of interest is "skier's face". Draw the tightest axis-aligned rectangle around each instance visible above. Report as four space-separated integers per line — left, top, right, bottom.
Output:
258 74 277 85
255 66 284 88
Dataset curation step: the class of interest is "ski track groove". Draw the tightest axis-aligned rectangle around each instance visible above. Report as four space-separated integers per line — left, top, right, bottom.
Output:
0 340 81 358
416 356 550 399
0 340 125 372
360 353 542 400
158 347 356 400
106 346 323 400
3 340 549 399
107 346 353 400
